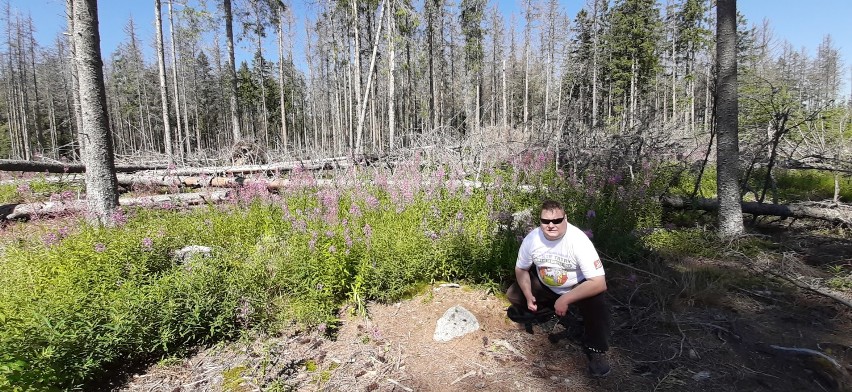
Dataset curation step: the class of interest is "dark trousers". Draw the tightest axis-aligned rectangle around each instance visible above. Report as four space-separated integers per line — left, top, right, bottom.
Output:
506 267 610 352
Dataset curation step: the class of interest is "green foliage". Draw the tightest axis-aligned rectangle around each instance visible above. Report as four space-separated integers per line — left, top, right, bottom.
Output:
664 164 717 198
0 177 83 204
642 228 719 258
826 265 852 291
0 159 669 390
773 169 852 202
222 366 249 392
0 183 18 204
0 124 12 158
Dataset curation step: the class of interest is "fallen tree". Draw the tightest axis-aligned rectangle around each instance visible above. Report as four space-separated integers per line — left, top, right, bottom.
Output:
0 157 353 176
114 174 334 189
113 174 526 192
136 157 352 176
0 159 169 174
660 195 852 226
0 190 231 221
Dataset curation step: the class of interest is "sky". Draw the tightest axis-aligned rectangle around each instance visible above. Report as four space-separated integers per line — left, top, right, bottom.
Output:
6 0 852 95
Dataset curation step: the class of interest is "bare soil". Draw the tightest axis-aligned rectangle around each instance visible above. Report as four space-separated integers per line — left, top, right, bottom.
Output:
116 224 852 392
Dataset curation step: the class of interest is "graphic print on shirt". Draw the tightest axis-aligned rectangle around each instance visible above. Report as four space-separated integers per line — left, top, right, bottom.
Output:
534 252 577 288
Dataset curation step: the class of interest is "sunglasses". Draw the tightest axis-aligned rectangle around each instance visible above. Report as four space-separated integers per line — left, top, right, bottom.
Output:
540 217 565 225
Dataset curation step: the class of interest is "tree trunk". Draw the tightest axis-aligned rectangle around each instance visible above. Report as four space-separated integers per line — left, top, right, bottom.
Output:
661 196 852 226
354 0 385 156
277 3 289 154
715 0 743 237
154 0 173 161
224 0 241 141
1 190 231 221
71 0 119 225
387 0 395 150
167 0 184 160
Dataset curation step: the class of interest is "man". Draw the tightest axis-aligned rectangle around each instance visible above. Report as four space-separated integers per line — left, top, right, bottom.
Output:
506 199 611 377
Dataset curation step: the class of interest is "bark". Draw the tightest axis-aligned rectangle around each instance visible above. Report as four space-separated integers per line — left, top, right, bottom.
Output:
276 3 288 153
715 0 744 237
167 0 184 159
387 0 395 150
224 0 242 141
154 0 174 160
0 159 168 173
71 0 119 224
351 0 363 150
354 0 386 156
66 0 85 161
660 195 852 226
137 156 352 176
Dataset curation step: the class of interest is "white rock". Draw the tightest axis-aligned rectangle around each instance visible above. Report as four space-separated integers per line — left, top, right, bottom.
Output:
433 305 480 342
692 370 711 381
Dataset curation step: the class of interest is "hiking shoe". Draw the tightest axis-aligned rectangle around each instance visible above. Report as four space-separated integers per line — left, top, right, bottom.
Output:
587 352 611 377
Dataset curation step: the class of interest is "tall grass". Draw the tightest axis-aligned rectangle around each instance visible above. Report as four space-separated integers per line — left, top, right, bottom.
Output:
0 154 662 390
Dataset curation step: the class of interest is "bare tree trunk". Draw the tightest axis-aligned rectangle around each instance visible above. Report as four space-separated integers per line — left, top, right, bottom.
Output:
591 0 599 126
502 59 507 129
427 0 437 130
277 3 289 154
166 0 185 160
351 0 363 153
387 0 395 151
27 16 45 154
66 0 85 161
715 0 744 238
355 0 386 156
523 0 530 135
154 0 173 161
71 0 119 225
224 0 241 141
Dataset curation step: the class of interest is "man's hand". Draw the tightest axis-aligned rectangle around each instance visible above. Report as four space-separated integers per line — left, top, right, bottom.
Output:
554 295 570 316
554 276 607 316
526 297 538 312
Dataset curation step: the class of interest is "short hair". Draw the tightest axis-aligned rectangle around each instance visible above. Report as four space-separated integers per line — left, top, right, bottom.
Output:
540 199 564 213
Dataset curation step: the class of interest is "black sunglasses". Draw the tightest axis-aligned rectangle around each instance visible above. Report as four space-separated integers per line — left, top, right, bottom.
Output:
540 217 565 225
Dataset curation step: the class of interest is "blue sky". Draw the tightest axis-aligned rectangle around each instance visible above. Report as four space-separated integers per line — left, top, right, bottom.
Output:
7 0 852 95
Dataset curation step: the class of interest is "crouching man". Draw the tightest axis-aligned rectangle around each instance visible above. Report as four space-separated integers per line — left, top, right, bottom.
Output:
506 199 611 377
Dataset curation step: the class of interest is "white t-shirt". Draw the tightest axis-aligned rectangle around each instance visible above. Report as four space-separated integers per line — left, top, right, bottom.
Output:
516 223 605 295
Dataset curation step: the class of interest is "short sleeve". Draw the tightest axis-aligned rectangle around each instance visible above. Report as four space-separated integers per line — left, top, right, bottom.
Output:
515 231 534 270
574 232 604 278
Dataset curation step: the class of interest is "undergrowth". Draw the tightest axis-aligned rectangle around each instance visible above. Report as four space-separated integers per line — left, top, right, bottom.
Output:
0 153 666 390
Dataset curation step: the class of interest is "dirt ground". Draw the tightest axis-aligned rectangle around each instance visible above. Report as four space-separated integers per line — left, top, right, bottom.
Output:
117 224 852 392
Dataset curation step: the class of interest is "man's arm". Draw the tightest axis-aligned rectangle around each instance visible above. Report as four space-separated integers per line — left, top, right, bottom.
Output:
515 267 538 312
553 272 607 317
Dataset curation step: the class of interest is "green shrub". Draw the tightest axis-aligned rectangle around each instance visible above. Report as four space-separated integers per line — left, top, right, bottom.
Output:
641 228 719 258
774 169 852 202
0 160 668 390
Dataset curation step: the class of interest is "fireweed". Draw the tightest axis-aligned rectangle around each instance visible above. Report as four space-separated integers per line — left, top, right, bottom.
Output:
0 156 662 390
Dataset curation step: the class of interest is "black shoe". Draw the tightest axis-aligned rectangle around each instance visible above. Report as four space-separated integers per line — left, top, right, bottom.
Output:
587 351 611 377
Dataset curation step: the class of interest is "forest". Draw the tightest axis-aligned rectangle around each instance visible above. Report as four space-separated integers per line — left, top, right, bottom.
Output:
0 0 850 391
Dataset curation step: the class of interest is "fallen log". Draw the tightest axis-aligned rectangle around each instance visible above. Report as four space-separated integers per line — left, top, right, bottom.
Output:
0 157 352 176
0 190 231 221
769 344 851 391
137 157 352 177
114 174 335 189
0 159 168 174
660 195 852 226
114 174 523 192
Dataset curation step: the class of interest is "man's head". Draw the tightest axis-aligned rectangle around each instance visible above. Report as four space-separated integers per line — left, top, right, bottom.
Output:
539 199 567 241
